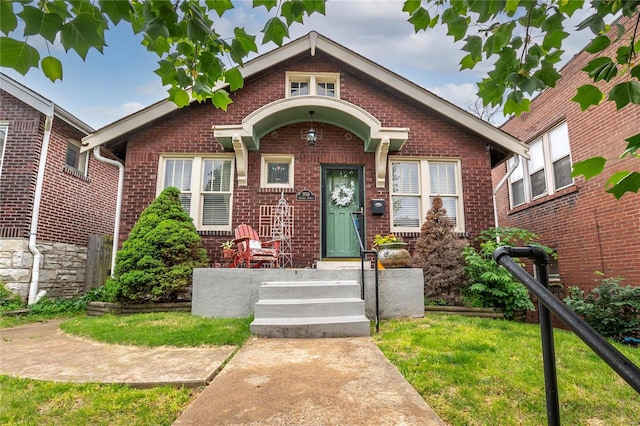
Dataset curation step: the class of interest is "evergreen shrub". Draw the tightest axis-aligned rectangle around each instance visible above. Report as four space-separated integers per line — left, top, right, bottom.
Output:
411 196 468 305
104 187 209 303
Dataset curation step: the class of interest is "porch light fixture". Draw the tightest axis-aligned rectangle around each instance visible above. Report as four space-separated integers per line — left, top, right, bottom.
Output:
306 110 317 146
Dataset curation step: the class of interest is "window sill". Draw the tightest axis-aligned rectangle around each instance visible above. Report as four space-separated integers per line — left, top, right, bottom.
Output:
508 185 578 215
258 187 297 194
62 165 90 182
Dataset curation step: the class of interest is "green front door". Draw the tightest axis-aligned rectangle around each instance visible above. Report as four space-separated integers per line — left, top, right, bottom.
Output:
323 166 363 258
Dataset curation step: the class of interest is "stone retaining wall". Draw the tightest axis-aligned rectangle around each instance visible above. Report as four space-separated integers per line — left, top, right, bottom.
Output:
0 238 87 300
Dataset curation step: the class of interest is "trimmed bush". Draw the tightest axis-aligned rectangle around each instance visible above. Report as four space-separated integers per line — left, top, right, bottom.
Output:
411 196 467 305
564 274 640 341
105 187 209 303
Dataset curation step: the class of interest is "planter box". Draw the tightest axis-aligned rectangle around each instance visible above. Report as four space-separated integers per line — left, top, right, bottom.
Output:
424 306 526 321
87 301 191 316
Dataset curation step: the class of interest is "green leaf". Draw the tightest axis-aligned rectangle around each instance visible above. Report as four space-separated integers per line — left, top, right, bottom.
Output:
212 89 233 110
402 0 421 14
0 1 17 34
18 6 64 43
608 81 640 109
168 87 190 108
445 15 469 42
534 62 561 88
60 13 107 59
605 171 640 199
585 35 611 54
41 56 63 82
0 37 40 74
205 0 234 17
408 7 431 32
504 92 530 116
622 134 640 158
462 35 482 60
460 53 480 70
571 85 604 110
631 65 640 80
557 0 583 16
616 45 631 64
99 0 132 24
154 59 177 85
543 30 569 50
224 67 243 91
576 13 606 34
233 27 257 54
477 78 504 107
281 1 306 26
262 17 288 46
253 0 277 11
571 157 607 180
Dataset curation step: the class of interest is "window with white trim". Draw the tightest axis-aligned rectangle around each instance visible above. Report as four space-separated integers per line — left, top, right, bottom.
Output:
508 122 573 208
261 154 294 188
65 140 88 175
0 125 7 180
159 155 234 230
390 158 464 232
286 72 339 98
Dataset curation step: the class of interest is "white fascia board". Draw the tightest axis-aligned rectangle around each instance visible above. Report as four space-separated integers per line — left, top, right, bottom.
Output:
1 73 54 117
313 37 530 159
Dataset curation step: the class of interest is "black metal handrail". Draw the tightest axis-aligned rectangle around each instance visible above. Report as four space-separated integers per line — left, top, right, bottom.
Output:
350 211 380 333
493 246 640 426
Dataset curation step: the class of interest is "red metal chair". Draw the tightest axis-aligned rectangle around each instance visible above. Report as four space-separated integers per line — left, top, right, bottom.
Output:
230 224 279 268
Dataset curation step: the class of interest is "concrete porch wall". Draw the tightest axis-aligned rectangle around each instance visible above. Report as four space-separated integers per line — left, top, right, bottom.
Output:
192 268 424 320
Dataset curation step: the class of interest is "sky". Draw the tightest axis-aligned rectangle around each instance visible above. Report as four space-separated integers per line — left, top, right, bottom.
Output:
2 1 598 130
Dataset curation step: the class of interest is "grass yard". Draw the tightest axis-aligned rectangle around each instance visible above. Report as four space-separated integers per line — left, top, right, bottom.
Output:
2 312 639 425
375 315 640 425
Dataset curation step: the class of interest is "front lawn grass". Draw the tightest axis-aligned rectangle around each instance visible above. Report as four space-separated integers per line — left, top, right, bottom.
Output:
375 315 640 425
0 375 197 426
59 312 253 347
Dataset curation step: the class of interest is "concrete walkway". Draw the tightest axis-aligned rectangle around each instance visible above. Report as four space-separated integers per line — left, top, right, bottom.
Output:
1 320 444 425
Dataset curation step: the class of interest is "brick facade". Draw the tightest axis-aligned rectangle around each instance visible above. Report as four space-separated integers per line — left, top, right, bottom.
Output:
496 15 640 304
0 87 119 299
117 52 497 268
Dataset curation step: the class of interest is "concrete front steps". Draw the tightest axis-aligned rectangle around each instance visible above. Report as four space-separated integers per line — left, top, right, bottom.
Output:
250 280 371 338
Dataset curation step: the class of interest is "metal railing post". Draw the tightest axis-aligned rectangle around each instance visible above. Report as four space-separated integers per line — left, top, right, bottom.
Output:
350 211 380 333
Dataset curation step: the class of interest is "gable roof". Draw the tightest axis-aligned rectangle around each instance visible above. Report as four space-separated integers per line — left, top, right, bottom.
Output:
0 73 94 135
80 32 528 159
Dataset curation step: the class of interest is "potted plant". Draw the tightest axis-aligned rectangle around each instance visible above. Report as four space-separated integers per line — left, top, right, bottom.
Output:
221 240 235 259
373 233 410 268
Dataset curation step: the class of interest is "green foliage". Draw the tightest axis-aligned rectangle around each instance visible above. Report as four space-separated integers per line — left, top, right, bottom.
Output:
402 1 640 197
28 295 91 316
462 227 556 318
564 274 640 341
411 196 467 305
0 282 24 312
105 187 209 303
1 0 325 108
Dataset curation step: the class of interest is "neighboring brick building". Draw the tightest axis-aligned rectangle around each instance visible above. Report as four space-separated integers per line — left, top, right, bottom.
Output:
495 15 640 303
83 32 528 268
0 73 119 302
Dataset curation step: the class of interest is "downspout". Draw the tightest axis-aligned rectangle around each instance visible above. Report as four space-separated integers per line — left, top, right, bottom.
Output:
28 115 53 304
492 154 520 243
93 146 124 277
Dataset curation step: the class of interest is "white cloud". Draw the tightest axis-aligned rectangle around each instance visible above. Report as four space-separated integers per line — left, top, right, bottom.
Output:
81 102 147 129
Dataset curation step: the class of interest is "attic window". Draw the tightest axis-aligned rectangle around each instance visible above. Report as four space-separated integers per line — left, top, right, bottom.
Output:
286 72 339 98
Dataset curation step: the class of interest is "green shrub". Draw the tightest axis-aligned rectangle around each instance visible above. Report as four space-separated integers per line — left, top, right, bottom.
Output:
104 187 209 303
0 282 24 312
463 227 554 319
28 295 89 316
564 274 640 341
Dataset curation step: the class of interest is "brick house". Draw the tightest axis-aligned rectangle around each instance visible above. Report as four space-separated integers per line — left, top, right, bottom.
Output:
82 32 528 269
0 73 119 303
495 14 640 298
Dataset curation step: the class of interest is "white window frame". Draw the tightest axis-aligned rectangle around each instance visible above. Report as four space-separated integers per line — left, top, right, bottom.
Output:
157 154 235 231
389 157 465 233
65 139 88 175
260 154 295 189
0 124 7 182
508 122 574 208
286 72 340 98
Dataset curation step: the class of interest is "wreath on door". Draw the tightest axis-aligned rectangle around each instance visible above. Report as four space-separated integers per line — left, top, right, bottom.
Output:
331 183 355 207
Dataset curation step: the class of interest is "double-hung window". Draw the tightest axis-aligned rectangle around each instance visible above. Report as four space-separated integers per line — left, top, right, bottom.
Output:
160 156 234 230
508 122 574 208
390 158 464 232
